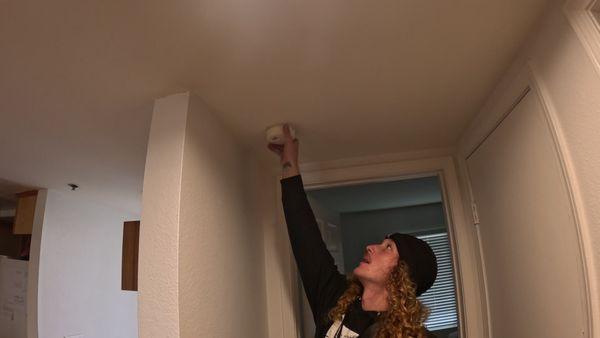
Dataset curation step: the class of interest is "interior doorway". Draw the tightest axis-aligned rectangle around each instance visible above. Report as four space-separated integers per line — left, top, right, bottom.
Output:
298 175 461 337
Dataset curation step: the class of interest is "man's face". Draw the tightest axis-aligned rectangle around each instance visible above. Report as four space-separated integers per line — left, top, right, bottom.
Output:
353 238 400 284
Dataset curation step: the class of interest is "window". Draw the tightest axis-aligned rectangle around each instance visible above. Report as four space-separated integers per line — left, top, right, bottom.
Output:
417 232 458 331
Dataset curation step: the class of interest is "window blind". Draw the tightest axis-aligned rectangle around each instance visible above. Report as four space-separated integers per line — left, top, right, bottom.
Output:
417 231 458 331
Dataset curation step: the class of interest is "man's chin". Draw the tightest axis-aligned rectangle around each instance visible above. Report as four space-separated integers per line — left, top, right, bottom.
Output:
353 266 365 278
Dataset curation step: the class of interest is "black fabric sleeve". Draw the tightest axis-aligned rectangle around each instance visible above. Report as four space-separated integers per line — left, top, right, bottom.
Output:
280 175 347 323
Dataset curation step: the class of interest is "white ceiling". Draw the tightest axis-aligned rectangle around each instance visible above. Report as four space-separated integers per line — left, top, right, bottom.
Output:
0 0 550 213
0 178 34 209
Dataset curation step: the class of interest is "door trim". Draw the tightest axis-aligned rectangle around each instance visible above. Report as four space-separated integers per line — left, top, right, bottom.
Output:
269 153 488 338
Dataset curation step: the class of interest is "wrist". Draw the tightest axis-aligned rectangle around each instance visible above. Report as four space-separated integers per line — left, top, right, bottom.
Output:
282 161 300 178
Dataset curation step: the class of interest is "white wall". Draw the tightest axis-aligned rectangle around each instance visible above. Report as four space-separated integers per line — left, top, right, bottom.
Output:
138 92 188 338
0 257 28 338
261 171 299 338
178 94 267 337
457 1 600 335
139 92 268 338
36 189 138 338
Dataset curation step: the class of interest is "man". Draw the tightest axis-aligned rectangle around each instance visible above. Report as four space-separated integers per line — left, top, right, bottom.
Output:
268 125 438 338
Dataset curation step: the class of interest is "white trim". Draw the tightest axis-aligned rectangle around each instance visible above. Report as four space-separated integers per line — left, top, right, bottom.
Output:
455 153 494 338
270 153 487 338
564 0 600 76
299 147 456 173
473 224 492 338
266 174 302 338
435 164 468 336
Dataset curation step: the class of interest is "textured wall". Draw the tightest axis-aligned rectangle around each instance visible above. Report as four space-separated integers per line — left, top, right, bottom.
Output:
527 7 600 330
139 92 267 338
139 92 189 338
458 2 600 335
178 95 267 337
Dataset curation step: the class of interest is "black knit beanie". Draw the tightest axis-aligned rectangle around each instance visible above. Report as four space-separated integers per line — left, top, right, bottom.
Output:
386 233 438 296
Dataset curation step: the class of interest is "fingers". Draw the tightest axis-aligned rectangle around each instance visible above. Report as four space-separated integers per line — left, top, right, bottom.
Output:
269 125 298 163
267 143 282 152
267 143 284 156
283 124 292 140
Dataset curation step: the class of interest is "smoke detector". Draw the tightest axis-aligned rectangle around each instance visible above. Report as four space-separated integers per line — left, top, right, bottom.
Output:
265 124 296 145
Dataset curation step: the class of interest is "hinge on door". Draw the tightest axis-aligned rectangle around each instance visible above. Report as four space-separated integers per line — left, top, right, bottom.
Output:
471 202 480 225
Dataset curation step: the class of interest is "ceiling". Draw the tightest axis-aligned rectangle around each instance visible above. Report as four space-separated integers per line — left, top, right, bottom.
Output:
0 0 550 213
0 178 34 209
307 176 442 214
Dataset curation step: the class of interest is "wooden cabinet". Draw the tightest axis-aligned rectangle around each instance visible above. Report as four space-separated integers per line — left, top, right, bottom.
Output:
13 190 38 235
122 220 140 291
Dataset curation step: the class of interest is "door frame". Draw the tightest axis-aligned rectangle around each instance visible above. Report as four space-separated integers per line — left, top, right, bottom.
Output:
268 153 489 338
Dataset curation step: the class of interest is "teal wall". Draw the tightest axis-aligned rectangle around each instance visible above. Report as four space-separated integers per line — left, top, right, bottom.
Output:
340 202 446 273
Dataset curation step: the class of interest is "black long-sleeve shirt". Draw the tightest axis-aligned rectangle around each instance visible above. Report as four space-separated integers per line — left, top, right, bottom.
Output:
281 175 379 338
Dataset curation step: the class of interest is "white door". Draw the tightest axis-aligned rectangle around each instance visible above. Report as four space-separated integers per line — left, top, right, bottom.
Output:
467 89 588 337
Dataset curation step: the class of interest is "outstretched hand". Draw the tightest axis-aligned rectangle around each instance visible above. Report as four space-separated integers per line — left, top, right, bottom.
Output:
267 124 300 178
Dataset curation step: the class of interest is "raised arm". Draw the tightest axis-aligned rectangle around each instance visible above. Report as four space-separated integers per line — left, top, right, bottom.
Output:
266 124 301 180
268 125 346 321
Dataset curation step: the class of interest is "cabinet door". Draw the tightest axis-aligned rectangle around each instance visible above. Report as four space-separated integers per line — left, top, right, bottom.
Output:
467 90 588 337
13 191 37 235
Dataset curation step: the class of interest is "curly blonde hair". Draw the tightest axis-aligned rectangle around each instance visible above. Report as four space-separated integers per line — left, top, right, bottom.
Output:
327 261 430 338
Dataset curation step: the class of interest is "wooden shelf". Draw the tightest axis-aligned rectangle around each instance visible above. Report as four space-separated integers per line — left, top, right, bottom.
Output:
13 190 38 235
